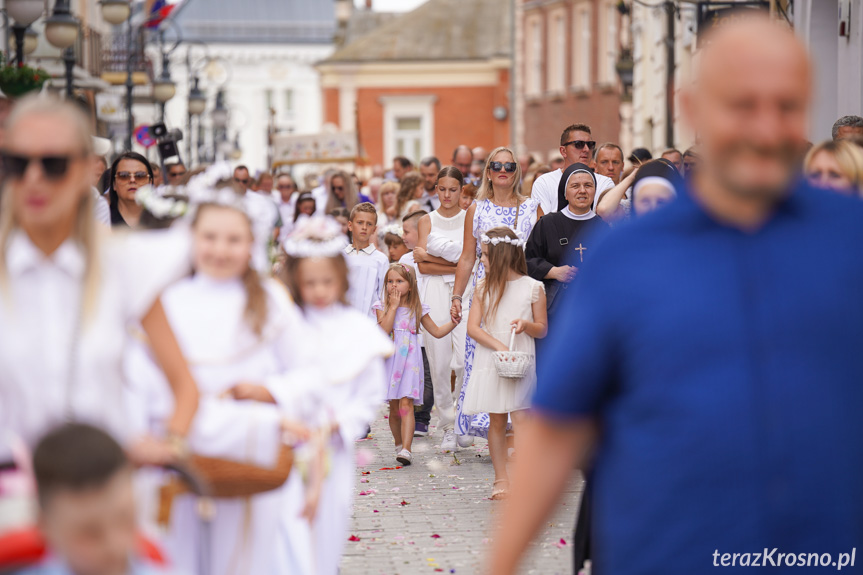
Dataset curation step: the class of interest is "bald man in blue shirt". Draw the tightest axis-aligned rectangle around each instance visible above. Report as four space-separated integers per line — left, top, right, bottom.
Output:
488 17 863 575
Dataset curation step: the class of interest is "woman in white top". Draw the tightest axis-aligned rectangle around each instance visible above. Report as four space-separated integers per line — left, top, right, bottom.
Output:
413 166 467 452
449 147 543 442
0 96 198 466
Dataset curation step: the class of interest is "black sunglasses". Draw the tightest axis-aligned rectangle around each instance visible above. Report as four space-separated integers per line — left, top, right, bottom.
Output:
563 140 597 150
489 161 517 173
1 152 82 179
234 177 250 185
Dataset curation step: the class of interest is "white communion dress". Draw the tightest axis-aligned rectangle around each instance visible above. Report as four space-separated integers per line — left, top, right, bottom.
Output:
462 275 545 415
265 303 392 575
124 273 319 575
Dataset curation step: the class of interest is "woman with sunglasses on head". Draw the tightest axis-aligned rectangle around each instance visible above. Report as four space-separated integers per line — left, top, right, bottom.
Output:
107 151 154 228
0 96 198 473
450 147 543 445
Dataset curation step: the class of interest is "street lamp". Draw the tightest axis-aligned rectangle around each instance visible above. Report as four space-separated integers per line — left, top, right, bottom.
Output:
23 28 37 54
45 0 79 50
212 90 228 130
187 77 206 116
99 0 131 26
6 0 43 66
153 53 176 122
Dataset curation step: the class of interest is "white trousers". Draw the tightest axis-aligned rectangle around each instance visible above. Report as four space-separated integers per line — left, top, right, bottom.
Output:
422 275 463 432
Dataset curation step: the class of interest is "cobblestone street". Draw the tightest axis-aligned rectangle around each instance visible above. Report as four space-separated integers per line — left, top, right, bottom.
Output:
340 408 584 575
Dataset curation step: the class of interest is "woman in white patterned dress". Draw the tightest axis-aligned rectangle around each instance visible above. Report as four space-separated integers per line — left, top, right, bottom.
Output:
450 147 543 441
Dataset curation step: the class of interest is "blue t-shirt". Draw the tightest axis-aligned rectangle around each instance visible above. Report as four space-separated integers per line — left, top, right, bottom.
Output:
534 182 863 574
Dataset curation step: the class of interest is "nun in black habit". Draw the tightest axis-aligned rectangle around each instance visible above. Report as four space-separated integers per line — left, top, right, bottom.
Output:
525 162 610 321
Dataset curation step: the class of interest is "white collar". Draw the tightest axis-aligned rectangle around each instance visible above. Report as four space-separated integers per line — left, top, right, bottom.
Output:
6 230 86 278
562 207 596 221
344 243 376 255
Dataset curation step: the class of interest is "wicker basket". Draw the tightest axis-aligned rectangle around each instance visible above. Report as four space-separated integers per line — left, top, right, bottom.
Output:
492 328 533 379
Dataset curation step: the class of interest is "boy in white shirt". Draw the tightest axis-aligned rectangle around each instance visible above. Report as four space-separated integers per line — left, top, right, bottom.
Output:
344 202 389 317
398 210 435 437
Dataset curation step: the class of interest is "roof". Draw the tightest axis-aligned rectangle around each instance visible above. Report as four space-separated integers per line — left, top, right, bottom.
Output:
322 0 512 64
174 0 336 44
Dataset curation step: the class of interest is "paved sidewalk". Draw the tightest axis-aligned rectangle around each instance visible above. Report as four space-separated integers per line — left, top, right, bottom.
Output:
340 408 584 575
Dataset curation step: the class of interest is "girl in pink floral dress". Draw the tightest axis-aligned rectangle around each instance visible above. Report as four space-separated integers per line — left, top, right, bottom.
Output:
374 263 458 465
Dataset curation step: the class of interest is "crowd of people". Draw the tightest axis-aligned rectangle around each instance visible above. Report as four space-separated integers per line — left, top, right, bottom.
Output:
1 14 863 575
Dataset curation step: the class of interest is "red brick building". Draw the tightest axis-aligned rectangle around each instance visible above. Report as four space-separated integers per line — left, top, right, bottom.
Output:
517 0 623 161
316 0 512 168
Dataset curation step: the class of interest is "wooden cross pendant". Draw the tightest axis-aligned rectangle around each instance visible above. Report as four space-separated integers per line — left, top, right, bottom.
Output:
573 243 587 263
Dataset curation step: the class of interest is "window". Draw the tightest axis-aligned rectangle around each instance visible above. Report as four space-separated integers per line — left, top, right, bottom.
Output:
526 16 543 97
601 2 619 84
264 89 274 111
572 4 591 90
379 95 436 166
394 117 423 164
547 11 566 93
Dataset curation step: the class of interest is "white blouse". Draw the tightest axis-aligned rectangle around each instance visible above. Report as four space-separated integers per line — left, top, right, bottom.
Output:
0 228 190 459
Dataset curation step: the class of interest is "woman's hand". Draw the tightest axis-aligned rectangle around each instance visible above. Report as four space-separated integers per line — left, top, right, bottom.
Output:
127 435 186 467
228 382 276 403
492 338 509 353
511 319 529 335
549 265 578 283
281 419 312 443
413 246 428 263
450 298 463 323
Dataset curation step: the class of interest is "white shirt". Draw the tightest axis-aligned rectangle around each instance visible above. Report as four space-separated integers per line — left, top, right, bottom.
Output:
531 168 614 215
344 244 390 318
92 187 111 227
310 184 330 214
418 189 441 212
243 191 280 273
0 228 190 457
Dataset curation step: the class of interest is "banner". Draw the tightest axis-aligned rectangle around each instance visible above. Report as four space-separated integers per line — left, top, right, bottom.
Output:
272 132 358 166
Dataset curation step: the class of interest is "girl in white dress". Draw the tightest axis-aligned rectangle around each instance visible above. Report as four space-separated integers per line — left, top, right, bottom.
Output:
463 226 547 500
278 217 393 575
126 171 320 575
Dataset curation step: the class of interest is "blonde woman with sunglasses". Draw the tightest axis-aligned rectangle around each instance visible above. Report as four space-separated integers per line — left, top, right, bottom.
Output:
450 147 543 444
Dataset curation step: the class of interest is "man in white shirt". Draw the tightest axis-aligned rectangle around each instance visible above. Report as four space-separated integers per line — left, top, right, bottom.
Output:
531 123 615 215
234 165 280 273
418 157 442 212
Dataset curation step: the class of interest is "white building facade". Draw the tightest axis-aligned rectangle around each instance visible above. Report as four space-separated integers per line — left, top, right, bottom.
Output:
164 0 336 173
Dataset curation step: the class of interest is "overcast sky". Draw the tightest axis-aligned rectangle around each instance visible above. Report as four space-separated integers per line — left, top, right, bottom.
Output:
354 0 429 12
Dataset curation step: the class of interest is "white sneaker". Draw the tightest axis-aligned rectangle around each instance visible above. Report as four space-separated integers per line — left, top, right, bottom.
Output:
396 449 412 466
440 430 457 452
456 434 474 448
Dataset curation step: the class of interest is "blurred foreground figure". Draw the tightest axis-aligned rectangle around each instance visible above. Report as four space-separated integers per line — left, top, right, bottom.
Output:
488 17 863 575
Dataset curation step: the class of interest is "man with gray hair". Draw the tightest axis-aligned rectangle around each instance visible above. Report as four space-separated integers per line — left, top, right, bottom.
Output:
832 115 863 140
418 156 442 211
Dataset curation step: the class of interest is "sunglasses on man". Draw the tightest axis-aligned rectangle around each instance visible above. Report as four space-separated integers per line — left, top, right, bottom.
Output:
234 177 250 186
488 161 517 173
563 140 597 151
1 152 85 180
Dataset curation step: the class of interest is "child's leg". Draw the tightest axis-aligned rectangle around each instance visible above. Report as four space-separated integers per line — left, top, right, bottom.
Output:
399 397 415 452
487 413 509 483
414 348 434 432
388 400 403 447
510 410 527 453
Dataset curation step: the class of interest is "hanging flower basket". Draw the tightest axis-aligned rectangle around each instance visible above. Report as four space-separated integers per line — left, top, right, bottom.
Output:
0 55 49 98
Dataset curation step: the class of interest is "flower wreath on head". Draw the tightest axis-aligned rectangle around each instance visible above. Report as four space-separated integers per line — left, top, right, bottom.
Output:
381 224 404 238
134 162 245 220
134 184 189 219
480 233 525 248
283 216 348 258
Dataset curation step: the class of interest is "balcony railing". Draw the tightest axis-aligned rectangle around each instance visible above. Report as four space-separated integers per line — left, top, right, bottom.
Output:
75 25 102 78
100 28 152 85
